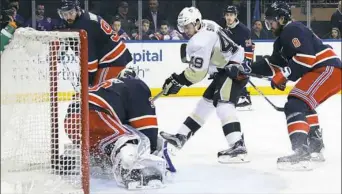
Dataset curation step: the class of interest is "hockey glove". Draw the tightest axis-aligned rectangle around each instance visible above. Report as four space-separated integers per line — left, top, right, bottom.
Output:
162 73 183 96
225 62 250 80
208 73 217 80
271 66 291 91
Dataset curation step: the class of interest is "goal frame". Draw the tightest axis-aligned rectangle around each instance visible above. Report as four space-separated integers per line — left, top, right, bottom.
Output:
49 29 90 194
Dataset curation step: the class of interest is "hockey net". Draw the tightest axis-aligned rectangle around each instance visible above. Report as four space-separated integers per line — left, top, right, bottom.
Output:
1 28 89 194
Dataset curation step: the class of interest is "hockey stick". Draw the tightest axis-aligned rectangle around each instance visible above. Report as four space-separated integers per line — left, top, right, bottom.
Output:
60 57 80 93
58 42 80 93
149 44 187 103
180 43 189 63
248 80 285 112
151 89 165 102
248 73 272 81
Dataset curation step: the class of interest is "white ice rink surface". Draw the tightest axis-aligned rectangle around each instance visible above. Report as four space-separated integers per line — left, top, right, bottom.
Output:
91 95 341 194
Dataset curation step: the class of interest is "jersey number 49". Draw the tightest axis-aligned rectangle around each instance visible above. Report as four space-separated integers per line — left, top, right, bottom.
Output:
218 29 238 54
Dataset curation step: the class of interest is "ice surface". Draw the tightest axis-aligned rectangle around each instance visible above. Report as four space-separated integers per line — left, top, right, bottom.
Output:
2 95 340 193
91 95 341 194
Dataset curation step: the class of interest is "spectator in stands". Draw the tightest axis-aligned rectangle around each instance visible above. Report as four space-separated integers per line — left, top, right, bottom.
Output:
143 0 167 32
232 0 247 25
330 27 341 39
132 19 155 40
0 3 17 52
25 5 58 31
154 20 184 40
111 16 131 40
251 20 268 39
114 1 136 37
330 0 342 32
7 0 24 27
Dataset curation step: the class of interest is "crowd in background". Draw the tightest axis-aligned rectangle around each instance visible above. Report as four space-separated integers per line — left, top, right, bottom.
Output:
2 0 342 40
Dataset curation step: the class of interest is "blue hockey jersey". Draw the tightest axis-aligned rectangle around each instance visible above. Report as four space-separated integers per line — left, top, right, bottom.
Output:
252 21 341 81
224 21 255 61
64 11 133 84
88 78 158 150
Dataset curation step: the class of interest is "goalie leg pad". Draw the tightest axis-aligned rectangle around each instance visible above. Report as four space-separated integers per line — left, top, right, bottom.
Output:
125 166 165 190
111 130 167 190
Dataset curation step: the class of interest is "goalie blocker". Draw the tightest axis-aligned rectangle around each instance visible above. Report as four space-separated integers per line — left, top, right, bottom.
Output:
64 70 175 189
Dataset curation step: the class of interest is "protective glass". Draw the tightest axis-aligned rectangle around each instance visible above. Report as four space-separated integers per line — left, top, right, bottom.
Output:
264 18 275 31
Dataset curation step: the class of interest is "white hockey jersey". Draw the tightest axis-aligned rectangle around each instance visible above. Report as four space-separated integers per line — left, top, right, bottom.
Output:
184 20 245 84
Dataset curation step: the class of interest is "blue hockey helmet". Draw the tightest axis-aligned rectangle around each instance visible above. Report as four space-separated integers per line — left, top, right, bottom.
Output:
224 5 238 16
59 0 80 11
264 1 291 29
58 0 80 22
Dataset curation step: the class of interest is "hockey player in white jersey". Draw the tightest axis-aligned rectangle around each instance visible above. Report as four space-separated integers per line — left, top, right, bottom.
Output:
160 7 251 163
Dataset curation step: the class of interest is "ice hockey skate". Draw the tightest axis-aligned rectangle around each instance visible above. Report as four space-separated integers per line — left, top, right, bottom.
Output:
236 94 252 111
277 145 312 171
160 132 187 149
217 139 249 163
308 128 325 162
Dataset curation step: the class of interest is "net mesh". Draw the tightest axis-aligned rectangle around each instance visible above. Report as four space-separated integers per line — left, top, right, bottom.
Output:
1 28 87 194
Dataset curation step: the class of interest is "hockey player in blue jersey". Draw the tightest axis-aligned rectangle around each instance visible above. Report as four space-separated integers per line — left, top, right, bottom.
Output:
241 1 341 170
222 5 255 110
58 0 132 86
64 68 175 189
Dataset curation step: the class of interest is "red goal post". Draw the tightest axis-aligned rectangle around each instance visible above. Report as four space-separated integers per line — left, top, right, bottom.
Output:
1 28 89 194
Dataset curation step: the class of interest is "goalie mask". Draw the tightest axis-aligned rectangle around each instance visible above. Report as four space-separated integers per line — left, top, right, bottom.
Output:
117 67 138 79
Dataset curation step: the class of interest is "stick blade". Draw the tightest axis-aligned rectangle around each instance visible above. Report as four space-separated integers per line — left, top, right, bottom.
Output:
180 43 187 63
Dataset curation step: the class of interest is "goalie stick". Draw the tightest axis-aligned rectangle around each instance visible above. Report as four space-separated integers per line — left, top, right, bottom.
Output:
57 41 81 93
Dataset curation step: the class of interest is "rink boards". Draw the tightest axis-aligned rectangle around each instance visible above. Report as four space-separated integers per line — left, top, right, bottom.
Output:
125 40 341 97
1 40 341 103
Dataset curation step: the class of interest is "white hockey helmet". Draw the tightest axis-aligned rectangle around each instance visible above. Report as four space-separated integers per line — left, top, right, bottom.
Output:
177 7 202 33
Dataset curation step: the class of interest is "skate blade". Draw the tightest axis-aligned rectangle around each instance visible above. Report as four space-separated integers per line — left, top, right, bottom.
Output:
127 180 165 190
218 154 250 164
310 152 325 162
277 160 312 171
237 105 253 111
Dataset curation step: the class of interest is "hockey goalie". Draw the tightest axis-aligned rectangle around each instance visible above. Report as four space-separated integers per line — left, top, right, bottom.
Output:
64 68 176 190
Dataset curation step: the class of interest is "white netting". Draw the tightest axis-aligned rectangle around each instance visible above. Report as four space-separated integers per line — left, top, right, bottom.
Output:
1 28 87 194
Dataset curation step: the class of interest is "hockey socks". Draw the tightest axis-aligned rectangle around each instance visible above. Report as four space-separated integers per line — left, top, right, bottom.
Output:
286 112 310 150
178 98 215 138
216 102 242 146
